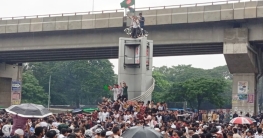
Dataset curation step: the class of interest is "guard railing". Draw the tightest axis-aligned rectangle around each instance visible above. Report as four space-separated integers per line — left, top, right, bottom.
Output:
0 0 261 20
129 78 155 102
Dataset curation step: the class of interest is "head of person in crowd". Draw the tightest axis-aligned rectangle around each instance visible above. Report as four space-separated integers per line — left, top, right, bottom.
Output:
13 129 24 138
68 133 77 138
35 126 45 138
112 126 120 136
45 130 57 138
74 128 82 138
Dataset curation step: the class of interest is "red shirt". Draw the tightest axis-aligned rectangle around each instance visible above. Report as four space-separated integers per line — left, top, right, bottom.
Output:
92 112 98 120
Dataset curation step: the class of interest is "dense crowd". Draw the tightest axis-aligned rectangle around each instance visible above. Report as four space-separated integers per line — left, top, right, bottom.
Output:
1 94 263 138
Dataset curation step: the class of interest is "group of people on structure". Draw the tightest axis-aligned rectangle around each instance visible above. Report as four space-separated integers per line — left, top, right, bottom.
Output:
109 82 128 102
127 13 145 38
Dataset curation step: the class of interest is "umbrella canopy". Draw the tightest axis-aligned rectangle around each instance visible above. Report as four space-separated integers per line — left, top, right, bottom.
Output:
244 117 257 122
5 103 52 118
230 117 253 124
83 108 98 113
121 126 163 138
72 108 82 113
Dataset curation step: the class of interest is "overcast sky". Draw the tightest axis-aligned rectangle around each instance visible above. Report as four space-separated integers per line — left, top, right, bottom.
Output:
1 0 226 73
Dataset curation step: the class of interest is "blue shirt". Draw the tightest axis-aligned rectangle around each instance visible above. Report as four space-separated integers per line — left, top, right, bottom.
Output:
139 17 145 27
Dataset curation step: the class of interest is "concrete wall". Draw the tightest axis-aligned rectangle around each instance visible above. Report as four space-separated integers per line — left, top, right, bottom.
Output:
0 12 124 34
118 37 153 102
232 73 256 114
223 28 257 73
0 1 261 33
223 28 258 114
126 1 261 27
0 63 22 107
2 20 263 52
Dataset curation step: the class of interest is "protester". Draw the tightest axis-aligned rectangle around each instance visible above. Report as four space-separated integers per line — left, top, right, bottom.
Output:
138 13 145 35
129 15 140 38
1 95 263 138
2 119 12 137
13 129 24 138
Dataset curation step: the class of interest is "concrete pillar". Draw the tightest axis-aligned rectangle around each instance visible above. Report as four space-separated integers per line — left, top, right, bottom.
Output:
0 63 22 107
224 28 258 114
118 37 153 102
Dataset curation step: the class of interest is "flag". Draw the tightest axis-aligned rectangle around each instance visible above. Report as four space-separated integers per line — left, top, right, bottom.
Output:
128 6 135 13
120 0 135 8
103 85 110 91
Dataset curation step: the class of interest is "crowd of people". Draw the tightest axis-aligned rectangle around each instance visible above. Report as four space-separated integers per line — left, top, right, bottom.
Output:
1 96 263 138
1 83 263 138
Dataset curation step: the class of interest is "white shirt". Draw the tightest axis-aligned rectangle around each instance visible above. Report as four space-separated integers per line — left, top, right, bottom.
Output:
255 133 263 138
112 88 118 101
156 116 162 123
158 106 164 111
2 124 12 136
98 112 103 121
118 87 123 96
131 19 139 28
124 114 132 121
114 114 120 121
102 112 109 122
57 134 65 138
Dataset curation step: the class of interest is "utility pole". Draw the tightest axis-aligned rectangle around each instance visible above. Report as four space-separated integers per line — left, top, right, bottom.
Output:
48 75 51 110
92 0 94 12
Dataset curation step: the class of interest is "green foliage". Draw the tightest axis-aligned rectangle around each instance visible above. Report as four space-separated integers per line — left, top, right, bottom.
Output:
23 60 115 107
152 65 232 109
169 78 227 110
22 71 48 105
152 71 171 102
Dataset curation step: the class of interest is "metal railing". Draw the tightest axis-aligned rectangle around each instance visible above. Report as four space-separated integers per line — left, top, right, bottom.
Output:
129 78 155 101
0 0 260 20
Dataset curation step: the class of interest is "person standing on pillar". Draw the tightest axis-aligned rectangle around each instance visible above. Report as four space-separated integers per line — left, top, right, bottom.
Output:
117 83 123 100
110 84 118 101
130 15 139 38
138 13 145 35
122 82 128 100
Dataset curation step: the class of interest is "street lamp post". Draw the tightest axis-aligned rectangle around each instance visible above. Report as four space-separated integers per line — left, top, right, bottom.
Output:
92 0 94 12
48 75 51 110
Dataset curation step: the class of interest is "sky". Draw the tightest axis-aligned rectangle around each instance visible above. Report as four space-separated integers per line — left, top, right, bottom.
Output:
1 0 227 73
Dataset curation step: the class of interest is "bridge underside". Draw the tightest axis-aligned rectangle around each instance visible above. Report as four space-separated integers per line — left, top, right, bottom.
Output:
0 43 223 63
1 20 263 63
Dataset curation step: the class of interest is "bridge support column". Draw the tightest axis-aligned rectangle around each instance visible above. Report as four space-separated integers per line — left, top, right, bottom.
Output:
118 37 153 102
224 28 258 114
0 63 22 107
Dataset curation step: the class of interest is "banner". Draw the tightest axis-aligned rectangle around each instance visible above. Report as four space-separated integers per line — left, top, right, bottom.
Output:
146 47 149 66
135 46 140 64
12 81 21 92
237 81 248 94
247 94 254 103
11 92 21 105
238 94 248 101
11 81 22 105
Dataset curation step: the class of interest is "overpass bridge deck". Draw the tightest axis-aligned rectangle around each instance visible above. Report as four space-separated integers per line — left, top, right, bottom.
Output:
1 0 263 33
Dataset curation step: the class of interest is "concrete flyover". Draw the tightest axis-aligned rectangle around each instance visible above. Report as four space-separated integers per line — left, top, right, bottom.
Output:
1 0 263 63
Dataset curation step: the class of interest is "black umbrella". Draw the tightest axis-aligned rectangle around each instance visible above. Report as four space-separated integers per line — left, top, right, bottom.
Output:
5 103 52 118
121 126 163 138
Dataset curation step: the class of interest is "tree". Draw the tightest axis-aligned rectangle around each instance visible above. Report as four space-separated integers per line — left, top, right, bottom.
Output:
22 71 48 105
208 66 233 80
152 71 171 102
169 78 227 111
25 60 115 107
